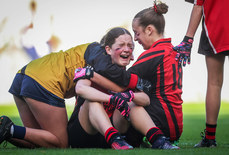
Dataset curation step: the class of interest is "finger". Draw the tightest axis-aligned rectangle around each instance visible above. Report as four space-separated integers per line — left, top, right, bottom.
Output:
183 61 186 67
179 57 183 64
183 57 187 67
188 57 191 65
175 53 180 61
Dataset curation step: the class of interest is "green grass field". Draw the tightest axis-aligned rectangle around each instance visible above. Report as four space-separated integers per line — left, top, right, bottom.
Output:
0 101 229 155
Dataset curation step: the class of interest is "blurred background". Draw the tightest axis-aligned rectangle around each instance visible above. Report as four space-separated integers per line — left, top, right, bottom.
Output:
0 0 228 105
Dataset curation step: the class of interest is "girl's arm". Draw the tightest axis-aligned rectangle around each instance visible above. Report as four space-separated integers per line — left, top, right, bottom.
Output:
185 4 203 38
75 79 110 103
90 72 126 92
77 76 150 107
133 92 150 106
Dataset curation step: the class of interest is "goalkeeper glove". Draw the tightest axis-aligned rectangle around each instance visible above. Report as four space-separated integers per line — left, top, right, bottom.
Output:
173 36 193 67
109 90 134 120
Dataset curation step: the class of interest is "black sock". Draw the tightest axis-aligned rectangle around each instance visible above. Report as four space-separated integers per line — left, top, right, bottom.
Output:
146 127 164 144
12 125 26 139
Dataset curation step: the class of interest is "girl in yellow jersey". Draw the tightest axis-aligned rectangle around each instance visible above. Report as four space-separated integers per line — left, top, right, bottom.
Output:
0 27 144 148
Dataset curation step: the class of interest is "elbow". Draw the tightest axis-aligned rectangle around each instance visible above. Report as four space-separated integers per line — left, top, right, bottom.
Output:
145 99 150 106
142 93 150 106
142 95 150 106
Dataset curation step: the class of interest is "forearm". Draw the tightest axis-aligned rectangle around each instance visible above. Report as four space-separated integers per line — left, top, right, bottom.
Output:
186 4 203 37
90 72 126 92
132 92 150 106
75 79 110 103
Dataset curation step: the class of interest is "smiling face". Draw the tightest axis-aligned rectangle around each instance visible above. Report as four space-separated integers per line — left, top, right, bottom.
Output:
132 18 152 50
105 34 134 67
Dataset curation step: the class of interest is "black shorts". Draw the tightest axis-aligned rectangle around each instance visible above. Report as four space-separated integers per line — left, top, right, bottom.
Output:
67 105 109 148
68 97 144 148
9 73 65 108
198 20 229 56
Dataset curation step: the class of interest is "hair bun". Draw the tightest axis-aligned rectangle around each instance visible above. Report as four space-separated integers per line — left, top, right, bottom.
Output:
154 1 168 15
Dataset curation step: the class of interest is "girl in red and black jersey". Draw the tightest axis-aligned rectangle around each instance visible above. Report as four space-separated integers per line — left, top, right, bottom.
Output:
129 1 183 143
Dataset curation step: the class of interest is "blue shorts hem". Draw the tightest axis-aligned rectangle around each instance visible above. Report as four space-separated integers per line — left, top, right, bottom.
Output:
9 73 65 108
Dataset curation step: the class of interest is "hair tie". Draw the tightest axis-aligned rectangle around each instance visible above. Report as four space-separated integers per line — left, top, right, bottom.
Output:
153 0 157 13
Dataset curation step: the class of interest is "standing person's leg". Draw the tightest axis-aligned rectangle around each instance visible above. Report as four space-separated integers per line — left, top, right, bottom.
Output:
195 54 225 148
205 55 225 125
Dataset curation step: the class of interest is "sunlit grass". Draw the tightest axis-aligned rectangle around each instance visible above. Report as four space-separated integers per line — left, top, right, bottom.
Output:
0 101 229 154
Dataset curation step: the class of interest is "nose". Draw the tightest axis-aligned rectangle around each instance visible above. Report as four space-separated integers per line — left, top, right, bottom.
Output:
130 54 134 60
134 34 138 41
123 45 131 52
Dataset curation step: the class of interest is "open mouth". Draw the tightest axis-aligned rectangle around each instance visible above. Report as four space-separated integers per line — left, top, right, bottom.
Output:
120 54 129 59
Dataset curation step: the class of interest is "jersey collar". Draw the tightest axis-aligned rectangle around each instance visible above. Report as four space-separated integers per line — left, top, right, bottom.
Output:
150 38 171 49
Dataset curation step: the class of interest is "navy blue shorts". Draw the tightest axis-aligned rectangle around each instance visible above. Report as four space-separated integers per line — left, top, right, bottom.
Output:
9 73 65 108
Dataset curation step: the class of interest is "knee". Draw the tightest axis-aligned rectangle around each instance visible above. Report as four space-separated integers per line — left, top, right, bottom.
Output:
208 78 223 88
88 102 103 112
57 137 68 148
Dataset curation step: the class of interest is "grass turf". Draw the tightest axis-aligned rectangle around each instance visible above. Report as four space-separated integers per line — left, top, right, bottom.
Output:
0 101 229 154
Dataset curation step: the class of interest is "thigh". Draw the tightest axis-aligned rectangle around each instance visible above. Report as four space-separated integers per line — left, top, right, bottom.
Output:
24 97 68 145
14 95 40 128
67 105 108 148
78 101 97 134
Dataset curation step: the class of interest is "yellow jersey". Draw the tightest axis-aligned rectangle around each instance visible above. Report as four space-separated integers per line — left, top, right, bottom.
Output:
18 43 90 99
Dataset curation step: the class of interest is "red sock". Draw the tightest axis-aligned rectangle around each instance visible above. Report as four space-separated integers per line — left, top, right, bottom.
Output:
205 123 217 140
104 127 119 144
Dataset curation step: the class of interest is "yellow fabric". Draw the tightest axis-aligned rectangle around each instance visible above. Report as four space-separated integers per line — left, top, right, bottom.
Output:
18 43 90 99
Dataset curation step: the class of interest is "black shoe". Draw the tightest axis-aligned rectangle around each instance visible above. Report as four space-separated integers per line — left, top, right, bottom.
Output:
151 136 179 149
0 116 13 144
194 131 217 148
111 136 133 150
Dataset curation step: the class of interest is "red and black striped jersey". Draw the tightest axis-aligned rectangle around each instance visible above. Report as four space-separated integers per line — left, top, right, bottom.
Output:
128 38 183 141
195 0 229 54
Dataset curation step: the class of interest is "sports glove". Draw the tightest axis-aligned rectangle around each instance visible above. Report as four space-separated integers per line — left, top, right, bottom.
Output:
173 36 193 67
109 90 134 120
111 90 135 103
136 77 152 96
73 66 94 82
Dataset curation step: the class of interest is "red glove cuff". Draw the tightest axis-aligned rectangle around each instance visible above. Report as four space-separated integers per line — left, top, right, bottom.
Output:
127 74 138 89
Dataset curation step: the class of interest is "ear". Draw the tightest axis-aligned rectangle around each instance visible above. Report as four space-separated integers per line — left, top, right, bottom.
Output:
105 45 112 55
145 25 156 36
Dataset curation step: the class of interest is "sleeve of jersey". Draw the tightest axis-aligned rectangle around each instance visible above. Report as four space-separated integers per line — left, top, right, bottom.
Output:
194 0 204 5
94 60 133 87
